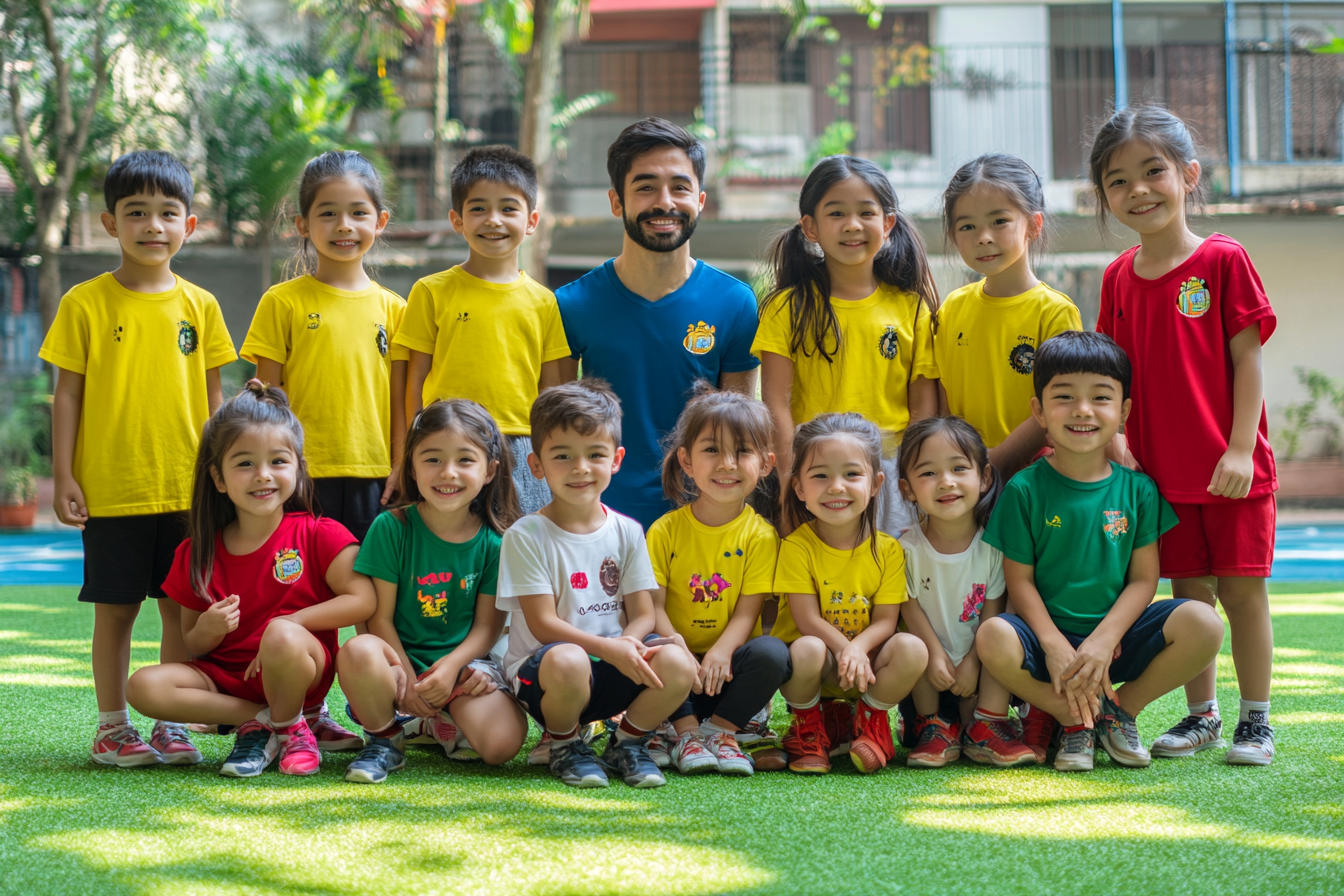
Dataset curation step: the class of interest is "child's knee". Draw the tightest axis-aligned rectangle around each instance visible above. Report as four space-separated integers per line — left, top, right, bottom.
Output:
1171 576 1218 605
789 635 827 672
1171 600 1226 652
538 643 591 691
750 635 792 680
975 617 1020 665
888 632 928 672
335 634 389 674
650 643 698 688
259 617 314 655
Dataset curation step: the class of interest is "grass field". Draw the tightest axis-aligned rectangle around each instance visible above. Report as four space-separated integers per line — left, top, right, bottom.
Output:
0 584 1340 896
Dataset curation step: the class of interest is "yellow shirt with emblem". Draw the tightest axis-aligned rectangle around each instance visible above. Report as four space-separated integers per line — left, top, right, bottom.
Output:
933 280 1081 448
39 273 237 516
392 266 571 436
647 504 778 654
770 523 906 643
751 284 937 437
241 275 408 479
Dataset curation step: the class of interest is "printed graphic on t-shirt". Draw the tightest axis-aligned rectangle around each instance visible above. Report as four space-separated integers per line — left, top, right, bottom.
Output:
689 572 732 603
600 557 621 596
823 590 872 639
177 320 199 356
570 571 589 589
273 548 304 584
1008 336 1035 374
960 583 986 623
1177 277 1211 318
684 321 716 354
306 313 321 330
375 323 389 356
1103 509 1129 543
112 325 124 343
415 570 478 619
878 326 899 360
1045 514 1062 528
456 311 470 322
956 331 969 347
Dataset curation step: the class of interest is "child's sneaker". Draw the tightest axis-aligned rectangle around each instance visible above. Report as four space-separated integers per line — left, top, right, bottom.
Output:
91 722 162 768
849 701 896 774
821 699 853 757
1096 696 1150 767
1020 704 1057 763
309 706 363 751
781 705 831 773
528 732 553 766
964 717 1039 767
906 715 961 768
708 731 754 776
645 722 677 768
549 738 608 788
149 721 203 766
736 706 776 746
277 717 322 775
671 731 717 775
344 732 406 784
1226 719 1275 766
1150 712 1224 758
427 712 462 757
601 735 666 788
219 720 278 777
1054 726 1095 772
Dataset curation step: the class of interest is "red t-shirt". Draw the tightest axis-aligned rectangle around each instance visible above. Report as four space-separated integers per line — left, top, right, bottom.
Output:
162 512 358 672
1097 234 1277 504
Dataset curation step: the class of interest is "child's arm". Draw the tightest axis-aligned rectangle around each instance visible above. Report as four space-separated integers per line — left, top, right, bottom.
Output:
954 595 1005 698
621 588 657 641
1002 558 1089 720
206 367 224 414
556 357 579 383
181 595 241 659
760 351 796 482
650 586 703 690
1063 541 1160 712
539 359 566 392
902 597 957 691
383 359 408 505
50 367 88 529
287 545 377 632
415 591 509 707
364 577 438 718
405 350 431 421
699 592 766 697
908 376 937 424
1210 323 1264 499
254 357 283 389
719 368 758 397
517 593 664 688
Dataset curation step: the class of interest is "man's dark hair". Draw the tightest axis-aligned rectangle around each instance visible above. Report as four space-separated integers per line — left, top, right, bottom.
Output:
1034 330 1132 400
530 378 623 454
606 117 705 201
451 145 539 213
103 150 194 214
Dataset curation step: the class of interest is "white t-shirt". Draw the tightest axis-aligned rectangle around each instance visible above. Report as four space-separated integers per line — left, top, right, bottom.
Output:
898 524 1005 665
497 507 658 680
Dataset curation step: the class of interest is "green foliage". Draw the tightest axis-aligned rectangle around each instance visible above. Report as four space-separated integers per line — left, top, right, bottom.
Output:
808 120 856 167
0 376 50 503
1280 367 1344 458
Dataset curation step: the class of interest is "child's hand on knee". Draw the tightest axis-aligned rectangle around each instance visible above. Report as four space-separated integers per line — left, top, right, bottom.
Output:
951 654 980 698
837 643 875 692
414 661 462 707
926 649 957 691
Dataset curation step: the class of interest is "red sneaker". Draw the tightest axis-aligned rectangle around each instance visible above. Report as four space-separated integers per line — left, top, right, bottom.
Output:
963 717 1039 767
150 721 203 765
820 699 853 757
309 706 363 752
277 717 322 775
907 715 962 768
781 705 831 773
850 701 896 773
1021 704 1057 763
91 723 161 768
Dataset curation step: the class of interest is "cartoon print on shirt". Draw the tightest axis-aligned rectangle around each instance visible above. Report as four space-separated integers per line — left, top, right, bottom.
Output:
375 323 389 356
599 558 621 596
570 571 589 590
959 583 987 623
1177 277 1211 318
273 548 303 584
306 313 321 330
1103 509 1129 543
1008 335 1035 374
689 573 732 604
878 326 899 360
177 320 199 356
683 321 716 354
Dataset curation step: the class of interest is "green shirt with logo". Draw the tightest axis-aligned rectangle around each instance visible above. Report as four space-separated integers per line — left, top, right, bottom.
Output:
353 506 501 673
984 459 1176 635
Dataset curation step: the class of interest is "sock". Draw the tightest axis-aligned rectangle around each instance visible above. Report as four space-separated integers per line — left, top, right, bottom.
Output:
861 693 895 712
786 695 820 711
547 725 580 745
366 719 402 740
1189 699 1218 717
698 719 734 739
271 713 301 733
1239 699 1270 724
97 709 130 727
254 707 274 728
615 717 651 743
974 707 1008 724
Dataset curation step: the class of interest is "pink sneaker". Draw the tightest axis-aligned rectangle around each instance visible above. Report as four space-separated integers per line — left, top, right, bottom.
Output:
91 723 161 768
308 706 362 752
277 717 322 775
150 721 203 765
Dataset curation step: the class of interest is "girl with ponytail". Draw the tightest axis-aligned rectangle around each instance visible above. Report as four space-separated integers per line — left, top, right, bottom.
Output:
751 155 940 537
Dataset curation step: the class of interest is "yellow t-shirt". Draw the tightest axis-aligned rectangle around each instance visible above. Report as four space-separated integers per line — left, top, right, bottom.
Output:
933 280 1081 448
771 523 906 643
241 275 408 479
39 273 237 516
646 504 778 654
393 267 571 436
751 284 937 437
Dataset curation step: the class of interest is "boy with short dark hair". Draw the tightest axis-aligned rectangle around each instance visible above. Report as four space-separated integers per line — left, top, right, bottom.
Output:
496 380 698 788
41 149 237 767
969 331 1224 772
394 145 569 514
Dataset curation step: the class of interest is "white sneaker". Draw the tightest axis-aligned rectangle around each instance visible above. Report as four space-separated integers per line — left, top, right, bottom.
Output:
645 722 677 768
1151 713 1224 758
670 731 717 774
1226 719 1275 766
527 732 552 766
427 712 461 757
401 717 435 745
708 731 754 776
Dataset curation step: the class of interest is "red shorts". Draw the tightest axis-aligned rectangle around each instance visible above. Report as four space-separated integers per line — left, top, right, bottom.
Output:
1159 495 1276 579
190 640 337 708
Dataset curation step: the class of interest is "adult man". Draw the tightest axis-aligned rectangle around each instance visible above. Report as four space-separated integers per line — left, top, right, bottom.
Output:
557 118 760 528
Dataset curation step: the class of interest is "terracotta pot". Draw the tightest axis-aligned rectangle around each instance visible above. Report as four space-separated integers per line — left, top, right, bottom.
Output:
0 502 37 528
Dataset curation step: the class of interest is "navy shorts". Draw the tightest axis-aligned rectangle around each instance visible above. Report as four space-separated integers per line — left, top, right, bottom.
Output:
1001 599 1189 684
79 512 188 604
513 636 661 730
312 477 384 542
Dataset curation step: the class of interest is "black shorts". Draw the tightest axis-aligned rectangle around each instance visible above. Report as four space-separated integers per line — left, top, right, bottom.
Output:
79 512 188 605
1001 599 1188 685
312 477 384 542
514 637 660 730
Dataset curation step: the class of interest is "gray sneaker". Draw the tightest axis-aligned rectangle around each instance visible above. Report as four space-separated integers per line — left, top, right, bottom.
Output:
219 720 278 777
1096 697 1151 767
670 731 718 775
1054 726 1095 772
602 735 667 788
1226 719 1275 766
549 737 609 788
1151 713 1224 758
344 732 406 784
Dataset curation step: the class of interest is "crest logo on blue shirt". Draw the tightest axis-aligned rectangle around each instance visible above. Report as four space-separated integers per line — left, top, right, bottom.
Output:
683 321 716 354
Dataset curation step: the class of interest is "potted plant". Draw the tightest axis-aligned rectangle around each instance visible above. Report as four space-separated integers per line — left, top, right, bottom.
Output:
0 380 49 529
0 467 37 527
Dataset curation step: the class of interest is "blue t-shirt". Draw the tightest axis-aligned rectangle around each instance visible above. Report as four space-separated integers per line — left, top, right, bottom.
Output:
556 259 761 528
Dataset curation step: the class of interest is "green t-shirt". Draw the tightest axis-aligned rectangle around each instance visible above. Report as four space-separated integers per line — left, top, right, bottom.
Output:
353 506 502 673
983 459 1176 636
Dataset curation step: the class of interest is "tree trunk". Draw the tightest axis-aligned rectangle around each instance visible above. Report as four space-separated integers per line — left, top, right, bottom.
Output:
431 15 450 220
35 187 69 333
517 0 562 282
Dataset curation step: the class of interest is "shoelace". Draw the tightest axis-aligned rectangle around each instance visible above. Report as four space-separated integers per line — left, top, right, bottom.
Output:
1060 728 1092 753
234 728 273 762
916 721 949 747
1163 714 1215 742
105 725 147 746
1235 721 1275 744
714 734 744 756
1104 711 1142 748
983 718 1019 743
158 722 191 743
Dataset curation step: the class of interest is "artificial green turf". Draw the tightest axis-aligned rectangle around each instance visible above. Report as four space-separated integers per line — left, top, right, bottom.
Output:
0 585 1340 896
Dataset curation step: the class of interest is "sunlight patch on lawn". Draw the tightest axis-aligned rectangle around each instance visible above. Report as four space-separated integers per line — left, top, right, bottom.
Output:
0 655 82 670
0 604 67 614
1271 712 1344 725
0 673 91 687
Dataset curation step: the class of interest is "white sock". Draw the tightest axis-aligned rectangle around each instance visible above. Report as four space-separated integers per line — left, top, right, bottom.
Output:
698 719 734 739
271 714 301 733
254 707 274 728
861 693 895 712
1188 700 1218 716
1239 699 1270 724
786 695 819 711
97 709 130 727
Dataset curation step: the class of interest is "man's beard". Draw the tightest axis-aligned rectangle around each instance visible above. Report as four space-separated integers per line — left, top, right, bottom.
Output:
623 206 698 253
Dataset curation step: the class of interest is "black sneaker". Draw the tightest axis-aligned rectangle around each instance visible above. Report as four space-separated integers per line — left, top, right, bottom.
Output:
549 737 609 788
344 733 406 784
218 720 278 777
1226 719 1275 766
601 734 666 788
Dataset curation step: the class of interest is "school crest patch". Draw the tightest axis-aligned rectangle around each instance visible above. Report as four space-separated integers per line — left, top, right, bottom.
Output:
375 323 389 357
177 320 198 356
306 313 321 330
1102 509 1129 543
683 321 716 354
273 548 303 584
1176 277 1211 318
878 326 899 360
1008 336 1035 374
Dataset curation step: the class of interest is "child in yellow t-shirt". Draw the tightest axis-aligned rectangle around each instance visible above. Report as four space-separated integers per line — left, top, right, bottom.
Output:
40 150 237 768
646 386 788 777
933 154 1081 477
242 151 408 544
774 413 928 775
394 146 571 514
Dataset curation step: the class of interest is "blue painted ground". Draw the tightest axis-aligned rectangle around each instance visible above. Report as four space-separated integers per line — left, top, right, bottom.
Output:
2 523 1343 585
